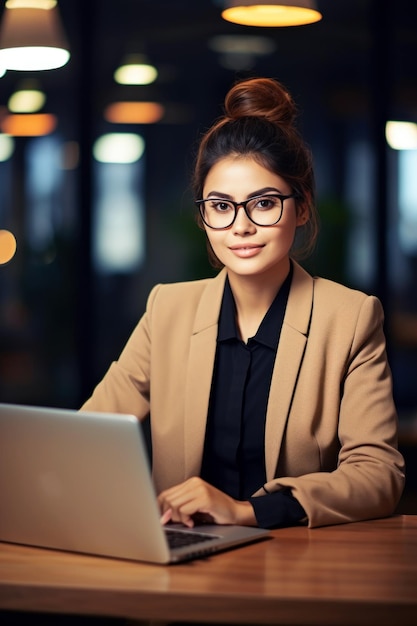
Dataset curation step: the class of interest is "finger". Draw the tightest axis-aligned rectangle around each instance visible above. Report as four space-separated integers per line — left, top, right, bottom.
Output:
165 500 196 528
160 508 172 525
158 478 212 527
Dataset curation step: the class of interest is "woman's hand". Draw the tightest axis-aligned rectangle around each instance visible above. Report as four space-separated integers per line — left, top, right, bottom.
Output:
157 476 257 528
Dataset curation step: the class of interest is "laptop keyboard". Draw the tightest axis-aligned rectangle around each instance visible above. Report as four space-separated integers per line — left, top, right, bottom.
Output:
165 528 219 549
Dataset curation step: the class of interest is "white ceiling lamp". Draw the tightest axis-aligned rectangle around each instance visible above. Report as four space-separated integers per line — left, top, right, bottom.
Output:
385 121 417 151
0 133 15 161
93 133 145 164
221 0 322 27
114 54 158 86
8 79 46 112
0 0 70 72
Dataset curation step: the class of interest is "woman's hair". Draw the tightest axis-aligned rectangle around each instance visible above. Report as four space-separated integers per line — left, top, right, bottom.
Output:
192 77 318 267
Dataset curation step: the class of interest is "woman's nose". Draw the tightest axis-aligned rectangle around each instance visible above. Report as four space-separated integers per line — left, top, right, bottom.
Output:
232 205 256 234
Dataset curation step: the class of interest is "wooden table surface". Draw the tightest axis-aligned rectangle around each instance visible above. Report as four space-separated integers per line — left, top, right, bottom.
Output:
1 515 417 625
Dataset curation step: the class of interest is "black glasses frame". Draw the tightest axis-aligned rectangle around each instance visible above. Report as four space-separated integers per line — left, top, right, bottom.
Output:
195 193 298 230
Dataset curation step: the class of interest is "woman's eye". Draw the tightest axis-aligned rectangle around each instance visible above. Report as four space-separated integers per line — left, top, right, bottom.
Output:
213 201 232 212
257 197 276 210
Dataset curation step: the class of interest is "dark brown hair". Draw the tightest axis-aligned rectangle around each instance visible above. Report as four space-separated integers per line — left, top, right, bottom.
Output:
192 77 318 268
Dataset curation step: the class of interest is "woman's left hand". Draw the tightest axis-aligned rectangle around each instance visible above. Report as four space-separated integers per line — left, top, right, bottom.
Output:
157 476 257 528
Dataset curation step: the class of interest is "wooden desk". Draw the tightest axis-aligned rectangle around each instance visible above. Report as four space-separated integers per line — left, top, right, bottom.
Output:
1 515 417 626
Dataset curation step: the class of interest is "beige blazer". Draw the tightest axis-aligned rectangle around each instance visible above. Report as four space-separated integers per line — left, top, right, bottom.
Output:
82 262 405 527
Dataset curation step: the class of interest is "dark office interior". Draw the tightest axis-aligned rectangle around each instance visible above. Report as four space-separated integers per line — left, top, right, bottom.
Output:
1 0 417 511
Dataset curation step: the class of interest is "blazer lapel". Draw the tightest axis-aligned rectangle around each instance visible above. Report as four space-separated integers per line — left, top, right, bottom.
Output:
183 270 227 478
264 262 314 481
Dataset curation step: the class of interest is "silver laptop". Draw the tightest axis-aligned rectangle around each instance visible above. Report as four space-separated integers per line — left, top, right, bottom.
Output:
0 403 269 564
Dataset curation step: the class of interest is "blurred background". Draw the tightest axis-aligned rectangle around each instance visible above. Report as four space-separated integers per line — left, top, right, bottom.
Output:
0 1 417 501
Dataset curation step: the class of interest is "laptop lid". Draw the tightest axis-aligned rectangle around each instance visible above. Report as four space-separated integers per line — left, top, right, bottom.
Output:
0 403 269 564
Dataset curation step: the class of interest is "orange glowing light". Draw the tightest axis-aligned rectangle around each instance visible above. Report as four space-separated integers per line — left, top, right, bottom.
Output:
0 230 17 264
221 2 322 27
0 113 57 136
104 102 164 125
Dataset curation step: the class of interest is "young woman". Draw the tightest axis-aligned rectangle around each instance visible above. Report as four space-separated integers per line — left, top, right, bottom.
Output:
81 77 404 529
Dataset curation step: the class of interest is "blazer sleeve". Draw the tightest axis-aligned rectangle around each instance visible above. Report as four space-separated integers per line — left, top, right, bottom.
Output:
255 294 405 528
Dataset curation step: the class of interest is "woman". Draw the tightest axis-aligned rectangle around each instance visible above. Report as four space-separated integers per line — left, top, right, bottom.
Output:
81 77 405 529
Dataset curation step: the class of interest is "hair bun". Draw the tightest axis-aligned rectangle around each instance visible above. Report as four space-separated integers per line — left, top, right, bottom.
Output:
224 77 296 127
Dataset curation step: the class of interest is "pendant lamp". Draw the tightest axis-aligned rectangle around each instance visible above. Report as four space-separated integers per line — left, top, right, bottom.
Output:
221 0 322 27
114 54 158 86
0 0 70 71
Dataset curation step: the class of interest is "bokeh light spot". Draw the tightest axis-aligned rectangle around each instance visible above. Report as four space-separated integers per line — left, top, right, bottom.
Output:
0 230 17 264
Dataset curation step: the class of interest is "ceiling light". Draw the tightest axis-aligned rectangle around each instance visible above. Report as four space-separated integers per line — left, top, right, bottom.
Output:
0 229 17 265
1 112 57 136
8 80 46 112
114 54 158 86
0 133 15 160
104 102 164 125
93 133 145 164
8 89 46 112
0 0 70 71
386 121 417 150
221 1 322 27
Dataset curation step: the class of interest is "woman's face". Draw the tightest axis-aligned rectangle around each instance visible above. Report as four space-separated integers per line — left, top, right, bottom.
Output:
201 155 307 284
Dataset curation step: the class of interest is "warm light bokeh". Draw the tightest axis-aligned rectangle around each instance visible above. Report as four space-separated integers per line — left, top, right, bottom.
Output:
221 4 322 27
104 102 164 125
0 113 57 136
0 230 17 264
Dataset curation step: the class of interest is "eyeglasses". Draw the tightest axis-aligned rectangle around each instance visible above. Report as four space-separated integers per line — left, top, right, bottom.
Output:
195 193 297 230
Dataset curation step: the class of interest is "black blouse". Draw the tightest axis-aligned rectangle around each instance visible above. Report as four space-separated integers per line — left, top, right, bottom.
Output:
200 265 306 528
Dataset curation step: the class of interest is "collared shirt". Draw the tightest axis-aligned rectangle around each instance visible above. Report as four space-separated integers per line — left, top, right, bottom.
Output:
201 264 306 528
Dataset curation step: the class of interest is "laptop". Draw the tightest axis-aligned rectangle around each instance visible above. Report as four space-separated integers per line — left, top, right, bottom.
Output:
0 403 270 564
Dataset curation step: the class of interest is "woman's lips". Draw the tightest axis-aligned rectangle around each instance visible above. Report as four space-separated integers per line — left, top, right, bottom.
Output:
228 244 264 258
